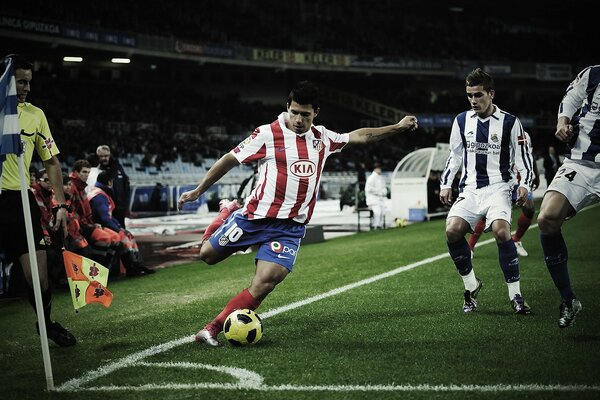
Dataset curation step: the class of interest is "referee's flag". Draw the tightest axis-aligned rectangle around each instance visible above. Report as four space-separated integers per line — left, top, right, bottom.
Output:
63 250 113 310
0 57 22 188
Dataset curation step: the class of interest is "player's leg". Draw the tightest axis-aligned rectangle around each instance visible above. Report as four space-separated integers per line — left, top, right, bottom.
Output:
446 215 482 312
486 185 530 314
512 198 535 256
197 218 303 346
201 199 240 242
468 217 486 252
538 160 600 327
17 240 77 347
537 190 580 327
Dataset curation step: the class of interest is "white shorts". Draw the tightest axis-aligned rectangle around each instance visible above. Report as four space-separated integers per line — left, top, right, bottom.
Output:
447 182 513 233
547 159 600 212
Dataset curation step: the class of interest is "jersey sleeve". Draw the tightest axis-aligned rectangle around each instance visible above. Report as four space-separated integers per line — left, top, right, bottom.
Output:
34 109 60 161
440 117 464 190
231 127 267 164
512 118 533 191
558 66 591 120
324 128 349 154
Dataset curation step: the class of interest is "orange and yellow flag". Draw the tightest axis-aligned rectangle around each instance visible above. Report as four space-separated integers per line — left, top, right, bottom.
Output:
63 250 113 310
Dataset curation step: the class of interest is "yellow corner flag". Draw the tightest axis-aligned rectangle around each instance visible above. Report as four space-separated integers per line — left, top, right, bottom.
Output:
63 250 113 310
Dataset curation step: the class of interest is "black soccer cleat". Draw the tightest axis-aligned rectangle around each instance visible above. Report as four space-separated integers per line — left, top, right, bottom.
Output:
558 299 582 328
36 321 77 347
510 294 531 315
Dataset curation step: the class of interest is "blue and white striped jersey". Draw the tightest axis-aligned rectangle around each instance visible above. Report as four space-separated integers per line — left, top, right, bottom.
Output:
558 65 600 162
440 105 534 192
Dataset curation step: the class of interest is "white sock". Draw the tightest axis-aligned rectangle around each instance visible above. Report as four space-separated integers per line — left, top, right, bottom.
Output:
461 269 478 292
507 281 521 300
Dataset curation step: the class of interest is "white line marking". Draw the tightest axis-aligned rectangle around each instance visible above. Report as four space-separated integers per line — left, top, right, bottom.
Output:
135 361 263 388
69 383 600 393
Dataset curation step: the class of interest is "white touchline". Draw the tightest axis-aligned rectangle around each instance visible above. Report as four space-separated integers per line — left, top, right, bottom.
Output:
54 210 599 393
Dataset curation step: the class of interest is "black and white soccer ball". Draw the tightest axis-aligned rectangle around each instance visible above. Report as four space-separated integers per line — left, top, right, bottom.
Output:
223 309 263 346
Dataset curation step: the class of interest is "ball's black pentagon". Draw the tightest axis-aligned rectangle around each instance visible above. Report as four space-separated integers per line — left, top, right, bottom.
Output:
237 313 253 324
224 318 232 333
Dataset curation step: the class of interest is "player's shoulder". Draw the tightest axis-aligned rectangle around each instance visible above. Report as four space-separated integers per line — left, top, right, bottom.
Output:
19 102 45 116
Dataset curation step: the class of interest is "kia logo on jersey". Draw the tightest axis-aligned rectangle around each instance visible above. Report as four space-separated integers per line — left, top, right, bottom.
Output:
290 160 316 177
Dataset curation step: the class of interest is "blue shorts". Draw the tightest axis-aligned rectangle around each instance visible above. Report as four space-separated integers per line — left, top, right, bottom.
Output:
208 211 306 272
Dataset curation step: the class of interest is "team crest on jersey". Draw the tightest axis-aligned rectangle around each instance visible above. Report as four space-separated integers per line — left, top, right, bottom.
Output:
290 160 316 177
490 133 499 143
218 235 230 246
312 139 323 151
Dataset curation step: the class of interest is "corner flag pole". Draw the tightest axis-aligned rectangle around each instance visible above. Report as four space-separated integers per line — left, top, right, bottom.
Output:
17 150 54 391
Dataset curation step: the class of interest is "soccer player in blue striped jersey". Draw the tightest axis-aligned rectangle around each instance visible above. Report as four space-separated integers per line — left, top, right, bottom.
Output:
439 68 534 315
537 65 600 328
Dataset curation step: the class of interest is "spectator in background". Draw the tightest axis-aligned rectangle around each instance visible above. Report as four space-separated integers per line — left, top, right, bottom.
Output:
543 145 560 188
29 165 38 187
29 169 64 286
88 171 154 277
365 162 388 229
69 160 121 273
88 145 131 228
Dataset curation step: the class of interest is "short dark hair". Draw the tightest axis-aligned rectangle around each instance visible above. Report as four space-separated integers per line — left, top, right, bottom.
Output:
62 173 70 185
72 159 91 172
287 80 320 110
4 54 33 71
97 170 112 186
36 168 47 180
466 68 494 92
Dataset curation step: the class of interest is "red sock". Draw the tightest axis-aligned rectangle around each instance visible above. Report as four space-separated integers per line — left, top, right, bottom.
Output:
468 218 486 250
202 208 232 241
206 288 261 332
512 213 532 242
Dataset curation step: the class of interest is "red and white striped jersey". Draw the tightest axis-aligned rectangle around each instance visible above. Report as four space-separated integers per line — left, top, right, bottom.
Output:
232 112 349 224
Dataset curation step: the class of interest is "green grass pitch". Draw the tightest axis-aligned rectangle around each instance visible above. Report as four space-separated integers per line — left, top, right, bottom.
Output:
1 204 599 400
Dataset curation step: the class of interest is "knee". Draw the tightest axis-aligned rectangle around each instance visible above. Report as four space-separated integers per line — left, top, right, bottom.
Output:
537 210 561 233
198 249 218 265
445 225 464 243
492 226 511 242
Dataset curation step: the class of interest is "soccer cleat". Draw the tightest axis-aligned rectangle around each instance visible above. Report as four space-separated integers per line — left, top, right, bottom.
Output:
514 241 528 257
558 299 582 329
36 321 77 347
463 278 483 313
510 294 531 315
195 326 221 347
219 199 241 213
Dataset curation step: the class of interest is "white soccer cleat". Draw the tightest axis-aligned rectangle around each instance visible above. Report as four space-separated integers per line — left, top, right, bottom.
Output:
514 241 528 257
195 328 221 347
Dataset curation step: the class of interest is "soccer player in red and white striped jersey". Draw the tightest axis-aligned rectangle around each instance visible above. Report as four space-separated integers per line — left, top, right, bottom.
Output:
178 81 418 346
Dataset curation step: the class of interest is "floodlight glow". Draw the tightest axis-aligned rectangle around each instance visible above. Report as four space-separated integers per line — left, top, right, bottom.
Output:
63 57 83 62
111 58 131 64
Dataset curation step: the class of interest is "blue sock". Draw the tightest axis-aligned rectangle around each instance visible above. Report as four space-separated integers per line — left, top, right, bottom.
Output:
447 237 473 276
540 231 574 301
498 239 520 283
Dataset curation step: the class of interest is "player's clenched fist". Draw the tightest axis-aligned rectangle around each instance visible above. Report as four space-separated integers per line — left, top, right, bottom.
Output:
398 115 418 131
178 189 200 210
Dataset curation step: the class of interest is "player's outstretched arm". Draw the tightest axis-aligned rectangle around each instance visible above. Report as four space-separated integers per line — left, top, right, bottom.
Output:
178 153 240 210
347 115 418 144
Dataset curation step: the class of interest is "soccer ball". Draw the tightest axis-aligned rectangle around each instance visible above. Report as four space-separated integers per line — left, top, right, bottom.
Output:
223 309 263 346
